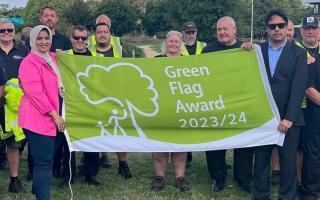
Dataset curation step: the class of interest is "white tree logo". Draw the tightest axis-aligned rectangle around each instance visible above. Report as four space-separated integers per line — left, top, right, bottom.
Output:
76 63 159 139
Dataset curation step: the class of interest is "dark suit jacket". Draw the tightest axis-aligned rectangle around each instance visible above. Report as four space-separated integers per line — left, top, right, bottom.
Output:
260 41 308 126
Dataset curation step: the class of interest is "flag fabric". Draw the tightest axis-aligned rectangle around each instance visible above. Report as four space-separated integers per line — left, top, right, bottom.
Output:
57 45 283 152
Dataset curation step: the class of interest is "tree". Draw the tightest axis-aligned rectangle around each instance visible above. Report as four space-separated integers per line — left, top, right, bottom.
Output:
63 1 94 29
142 1 171 36
95 0 139 36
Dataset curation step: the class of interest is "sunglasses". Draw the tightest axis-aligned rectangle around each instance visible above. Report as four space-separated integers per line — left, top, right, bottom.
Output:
0 29 14 33
72 35 88 41
268 23 286 30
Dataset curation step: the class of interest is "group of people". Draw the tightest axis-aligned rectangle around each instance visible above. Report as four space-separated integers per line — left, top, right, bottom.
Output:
0 5 319 200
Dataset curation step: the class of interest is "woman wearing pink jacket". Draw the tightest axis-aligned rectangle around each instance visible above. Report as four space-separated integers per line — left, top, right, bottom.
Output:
18 25 64 200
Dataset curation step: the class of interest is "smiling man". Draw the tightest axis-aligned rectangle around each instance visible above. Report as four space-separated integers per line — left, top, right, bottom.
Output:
64 25 103 186
202 16 254 193
0 18 29 193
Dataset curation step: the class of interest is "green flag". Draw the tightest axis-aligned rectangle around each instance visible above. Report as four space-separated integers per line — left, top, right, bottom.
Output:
58 45 283 152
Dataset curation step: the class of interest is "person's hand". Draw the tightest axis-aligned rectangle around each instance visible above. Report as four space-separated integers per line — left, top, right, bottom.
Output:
240 42 254 51
49 111 65 132
307 56 315 64
53 115 65 132
277 119 293 133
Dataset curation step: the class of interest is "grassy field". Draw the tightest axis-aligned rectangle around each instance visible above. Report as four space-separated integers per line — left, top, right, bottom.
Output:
0 151 281 200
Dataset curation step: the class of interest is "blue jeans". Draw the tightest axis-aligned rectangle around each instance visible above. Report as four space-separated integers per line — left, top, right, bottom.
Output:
24 129 55 200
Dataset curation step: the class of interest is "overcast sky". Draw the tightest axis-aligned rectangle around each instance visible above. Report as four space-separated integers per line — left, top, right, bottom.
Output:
0 0 27 8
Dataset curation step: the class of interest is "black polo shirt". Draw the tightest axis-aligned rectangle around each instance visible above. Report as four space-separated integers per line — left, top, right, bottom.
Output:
0 58 7 86
97 47 126 57
202 40 242 53
304 52 320 133
185 43 197 55
0 43 29 80
50 31 72 52
73 49 92 56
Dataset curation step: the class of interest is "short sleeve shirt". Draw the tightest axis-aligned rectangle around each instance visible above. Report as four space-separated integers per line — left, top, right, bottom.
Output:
50 32 72 52
0 43 30 80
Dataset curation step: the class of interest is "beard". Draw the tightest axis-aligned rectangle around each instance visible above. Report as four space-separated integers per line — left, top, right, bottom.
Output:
184 41 195 46
98 42 108 48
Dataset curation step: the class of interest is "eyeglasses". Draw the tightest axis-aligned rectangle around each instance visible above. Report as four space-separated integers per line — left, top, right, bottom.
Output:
72 35 88 41
267 23 286 30
0 29 14 33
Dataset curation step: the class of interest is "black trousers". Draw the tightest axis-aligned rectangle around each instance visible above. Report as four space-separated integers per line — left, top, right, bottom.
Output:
0 139 6 165
206 148 253 183
54 133 76 178
0 107 6 165
83 152 99 176
206 150 227 181
301 131 320 200
233 147 254 184
252 126 300 200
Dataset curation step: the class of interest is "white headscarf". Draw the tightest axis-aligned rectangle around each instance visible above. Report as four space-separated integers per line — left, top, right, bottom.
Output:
30 25 64 97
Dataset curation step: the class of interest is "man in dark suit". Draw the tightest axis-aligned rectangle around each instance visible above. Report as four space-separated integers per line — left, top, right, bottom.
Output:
251 10 308 200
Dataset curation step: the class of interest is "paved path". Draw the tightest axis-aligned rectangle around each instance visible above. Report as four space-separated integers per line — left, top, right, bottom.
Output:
137 45 159 57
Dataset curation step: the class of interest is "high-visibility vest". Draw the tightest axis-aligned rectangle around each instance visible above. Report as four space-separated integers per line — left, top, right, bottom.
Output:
295 41 320 58
63 49 104 57
0 78 25 142
295 41 320 109
87 35 122 57
181 41 206 56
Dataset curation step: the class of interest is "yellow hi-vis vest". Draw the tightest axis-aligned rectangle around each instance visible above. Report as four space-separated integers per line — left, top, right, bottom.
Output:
63 49 104 57
181 41 206 56
0 78 25 141
87 35 122 57
295 41 320 108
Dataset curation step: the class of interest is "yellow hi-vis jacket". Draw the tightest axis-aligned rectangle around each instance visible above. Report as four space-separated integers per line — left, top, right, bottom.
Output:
0 78 25 141
87 35 122 57
63 49 104 57
295 41 320 109
181 41 206 56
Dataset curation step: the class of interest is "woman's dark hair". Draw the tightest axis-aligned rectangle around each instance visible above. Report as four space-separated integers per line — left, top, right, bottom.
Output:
40 28 50 35
265 10 288 26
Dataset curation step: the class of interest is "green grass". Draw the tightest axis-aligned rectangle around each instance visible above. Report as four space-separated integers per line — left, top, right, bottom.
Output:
0 151 279 200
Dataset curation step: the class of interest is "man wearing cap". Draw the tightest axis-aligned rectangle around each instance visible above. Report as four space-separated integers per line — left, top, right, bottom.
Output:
87 15 122 58
181 21 206 56
180 21 206 168
297 15 320 200
202 16 254 193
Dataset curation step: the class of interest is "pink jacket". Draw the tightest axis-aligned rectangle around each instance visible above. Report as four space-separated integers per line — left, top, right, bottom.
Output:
18 52 59 136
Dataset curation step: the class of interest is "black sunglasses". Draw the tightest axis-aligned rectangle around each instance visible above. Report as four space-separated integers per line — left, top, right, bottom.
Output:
0 29 14 33
268 23 286 30
72 35 88 41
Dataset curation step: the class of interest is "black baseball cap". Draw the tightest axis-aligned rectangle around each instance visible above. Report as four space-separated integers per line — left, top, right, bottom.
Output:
181 22 197 32
302 16 319 28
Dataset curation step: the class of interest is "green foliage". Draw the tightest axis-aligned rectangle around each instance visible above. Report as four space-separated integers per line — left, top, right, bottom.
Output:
123 43 145 58
63 1 95 29
95 0 139 36
141 0 310 42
